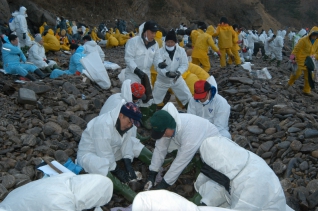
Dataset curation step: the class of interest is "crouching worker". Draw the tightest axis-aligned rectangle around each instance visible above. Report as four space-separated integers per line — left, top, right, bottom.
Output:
144 102 219 190
50 44 86 78
0 173 113 211
1 34 49 81
77 102 143 202
193 136 294 211
28 34 61 73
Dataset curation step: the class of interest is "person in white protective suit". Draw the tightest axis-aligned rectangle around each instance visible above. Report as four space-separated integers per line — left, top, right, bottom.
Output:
292 28 307 49
152 29 192 107
288 31 295 41
194 136 294 211
99 79 173 165
270 30 286 67
77 102 143 202
246 30 258 61
258 30 267 44
263 34 275 60
14 6 31 47
28 34 61 73
144 102 219 190
187 80 231 139
82 35 105 61
132 190 235 211
124 20 166 128
0 173 113 211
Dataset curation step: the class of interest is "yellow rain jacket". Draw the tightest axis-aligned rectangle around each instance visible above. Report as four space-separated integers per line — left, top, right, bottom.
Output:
118 34 130 46
192 26 219 58
59 29 70 51
190 30 200 47
182 62 210 94
213 24 236 48
91 27 101 42
43 29 60 52
39 22 47 35
106 34 119 48
67 26 73 35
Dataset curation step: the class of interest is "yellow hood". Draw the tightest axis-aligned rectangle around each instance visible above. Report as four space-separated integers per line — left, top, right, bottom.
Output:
48 29 54 35
155 31 162 39
206 25 215 36
309 26 318 36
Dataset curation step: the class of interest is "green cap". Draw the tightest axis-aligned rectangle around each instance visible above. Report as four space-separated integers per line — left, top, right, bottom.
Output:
150 110 176 139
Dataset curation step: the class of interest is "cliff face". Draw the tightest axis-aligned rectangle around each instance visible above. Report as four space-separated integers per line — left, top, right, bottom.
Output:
1 0 314 33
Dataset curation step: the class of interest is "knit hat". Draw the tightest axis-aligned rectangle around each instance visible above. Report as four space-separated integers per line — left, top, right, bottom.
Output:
165 29 177 43
131 82 146 100
120 102 142 127
150 110 176 139
143 21 159 33
194 80 211 100
34 34 42 43
220 17 228 24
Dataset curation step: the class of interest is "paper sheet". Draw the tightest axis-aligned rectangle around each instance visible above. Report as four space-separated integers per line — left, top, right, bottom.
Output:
38 160 73 176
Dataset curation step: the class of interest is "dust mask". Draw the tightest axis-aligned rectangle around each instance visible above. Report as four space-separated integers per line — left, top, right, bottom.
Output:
166 46 175 51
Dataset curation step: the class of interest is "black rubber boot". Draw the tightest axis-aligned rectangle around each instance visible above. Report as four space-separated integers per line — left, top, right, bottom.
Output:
25 74 36 81
34 69 50 79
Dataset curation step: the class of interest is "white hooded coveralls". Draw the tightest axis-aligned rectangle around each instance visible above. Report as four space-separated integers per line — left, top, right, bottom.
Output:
77 101 135 176
271 30 286 61
0 173 113 211
152 44 192 105
14 6 31 47
132 190 235 211
187 93 231 139
124 23 163 84
195 136 293 211
149 102 219 185
83 40 105 61
28 42 57 68
99 79 144 157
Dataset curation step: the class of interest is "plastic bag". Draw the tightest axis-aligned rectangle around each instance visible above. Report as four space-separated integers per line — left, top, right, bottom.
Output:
103 61 121 70
288 61 298 75
256 67 272 80
314 59 318 82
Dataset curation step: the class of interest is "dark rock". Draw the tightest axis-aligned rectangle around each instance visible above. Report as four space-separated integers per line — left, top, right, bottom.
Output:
2 174 16 189
273 161 286 174
277 141 290 149
0 184 8 200
290 140 302 151
68 124 83 141
18 88 37 105
304 129 318 138
229 77 254 85
70 115 87 129
43 121 62 136
23 83 51 94
300 144 318 152
63 82 80 95
299 161 309 171
306 179 318 194
54 150 69 164
21 166 35 179
21 134 37 146
260 141 274 152
307 190 318 209
26 127 42 136
288 127 301 133
247 125 263 135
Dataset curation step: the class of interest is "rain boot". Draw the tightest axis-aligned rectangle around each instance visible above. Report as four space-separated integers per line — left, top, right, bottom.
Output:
138 147 174 166
189 192 202 205
139 107 152 129
25 74 36 81
182 154 202 175
107 172 137 202
43 66 52 73
34 69 50 79
136 132 150 143
52 64 62 69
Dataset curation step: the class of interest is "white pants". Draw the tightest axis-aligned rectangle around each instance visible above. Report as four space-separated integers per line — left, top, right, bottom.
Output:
153 77 192 105
16 30 32 47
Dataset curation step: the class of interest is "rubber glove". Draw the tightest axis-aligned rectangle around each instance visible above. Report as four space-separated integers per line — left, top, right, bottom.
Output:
123 158 137 180
165 71 178 78
158 59 168 69
152 178 170 190
110 165 130 184
23 33 26 39
144 170 157 190
217 51 221 57
134 67 145 79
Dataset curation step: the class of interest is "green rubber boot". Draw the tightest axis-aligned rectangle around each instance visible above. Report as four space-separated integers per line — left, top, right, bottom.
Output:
189 192 202 205
138 147 174 166
107 172 137 202
182 154 202 175
136 132 150 143
43 66 52 73
52 64 62 70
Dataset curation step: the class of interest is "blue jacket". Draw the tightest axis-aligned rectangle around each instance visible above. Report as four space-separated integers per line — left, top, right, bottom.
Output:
68 46 86 74
1 43 26 70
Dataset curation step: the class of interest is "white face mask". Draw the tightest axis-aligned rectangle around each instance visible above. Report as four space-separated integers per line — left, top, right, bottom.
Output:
166 46 175 51
200 98 210 106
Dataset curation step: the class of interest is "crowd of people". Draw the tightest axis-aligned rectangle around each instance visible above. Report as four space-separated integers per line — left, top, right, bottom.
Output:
1 5 317 210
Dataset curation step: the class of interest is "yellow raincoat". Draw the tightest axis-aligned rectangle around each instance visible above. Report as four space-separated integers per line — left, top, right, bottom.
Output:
43 29 60 52
105 33 119 48
288 26 318 94
213 24 236 67
91 27 101 42
183 62 210 94
59 29 70 51
39 22 47 35
118 34 130 46
228 30 241 65
192 25 219 72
